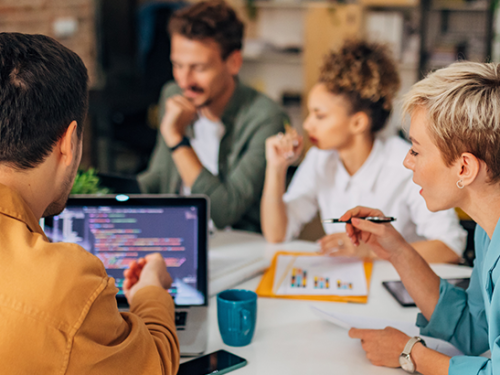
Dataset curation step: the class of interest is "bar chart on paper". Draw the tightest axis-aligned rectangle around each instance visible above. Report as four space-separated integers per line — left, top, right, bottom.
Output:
273 255 368 296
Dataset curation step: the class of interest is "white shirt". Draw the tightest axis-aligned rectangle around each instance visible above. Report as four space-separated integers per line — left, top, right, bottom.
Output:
182 115 225 196
283 137 467 256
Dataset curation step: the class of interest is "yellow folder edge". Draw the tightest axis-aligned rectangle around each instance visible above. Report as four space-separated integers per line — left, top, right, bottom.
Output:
256 251 373 304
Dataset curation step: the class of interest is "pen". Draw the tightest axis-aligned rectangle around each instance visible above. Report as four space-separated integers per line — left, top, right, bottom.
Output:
322 216 396 224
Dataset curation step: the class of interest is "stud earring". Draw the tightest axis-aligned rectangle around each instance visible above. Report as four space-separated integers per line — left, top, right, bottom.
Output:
456 180 464 189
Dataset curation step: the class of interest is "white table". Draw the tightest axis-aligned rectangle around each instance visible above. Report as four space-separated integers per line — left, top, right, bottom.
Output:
186 231 473 375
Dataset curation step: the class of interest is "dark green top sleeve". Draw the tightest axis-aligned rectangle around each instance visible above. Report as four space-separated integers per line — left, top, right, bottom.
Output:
137 83 182 194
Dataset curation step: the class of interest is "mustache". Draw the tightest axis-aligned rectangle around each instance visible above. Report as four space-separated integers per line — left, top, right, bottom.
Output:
184 85 204 94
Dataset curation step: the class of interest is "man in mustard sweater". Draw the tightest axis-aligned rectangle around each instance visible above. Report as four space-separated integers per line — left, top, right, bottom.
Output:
0 33 179 374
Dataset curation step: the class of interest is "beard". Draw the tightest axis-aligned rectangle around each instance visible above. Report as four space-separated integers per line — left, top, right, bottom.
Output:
42 172 73 218
42 148 80 218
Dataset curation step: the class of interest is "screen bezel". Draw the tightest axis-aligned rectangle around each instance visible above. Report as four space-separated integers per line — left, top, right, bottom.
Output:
51 194 209 308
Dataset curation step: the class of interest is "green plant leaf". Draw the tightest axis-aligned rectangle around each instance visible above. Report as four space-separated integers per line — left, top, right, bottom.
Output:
71 168 111 195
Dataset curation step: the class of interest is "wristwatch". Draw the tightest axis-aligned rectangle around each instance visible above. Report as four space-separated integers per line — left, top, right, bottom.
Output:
399 336 426 373
168 136 191 153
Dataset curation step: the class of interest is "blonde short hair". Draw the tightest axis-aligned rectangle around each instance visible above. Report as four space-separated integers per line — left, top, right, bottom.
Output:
403 61 500 183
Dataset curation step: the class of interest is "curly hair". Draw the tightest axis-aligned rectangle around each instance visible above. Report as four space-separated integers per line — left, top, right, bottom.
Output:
168 0 244 60
319 40 400 133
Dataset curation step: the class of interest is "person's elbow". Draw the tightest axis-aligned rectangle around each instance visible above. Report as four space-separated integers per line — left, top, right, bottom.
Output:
262 226 286 243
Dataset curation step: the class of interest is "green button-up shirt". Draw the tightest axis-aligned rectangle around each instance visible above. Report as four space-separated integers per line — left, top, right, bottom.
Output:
138 80 288 233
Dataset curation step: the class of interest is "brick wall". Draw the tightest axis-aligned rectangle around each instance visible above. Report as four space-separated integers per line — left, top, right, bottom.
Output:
0 0 98 86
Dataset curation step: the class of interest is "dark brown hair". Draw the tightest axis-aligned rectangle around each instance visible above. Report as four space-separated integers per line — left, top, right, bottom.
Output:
0 32 88 170
168 0 244 60
319 40 400 133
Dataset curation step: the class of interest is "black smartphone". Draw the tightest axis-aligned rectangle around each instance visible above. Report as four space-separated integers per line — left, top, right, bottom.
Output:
177 350 247 375
382 277 470 307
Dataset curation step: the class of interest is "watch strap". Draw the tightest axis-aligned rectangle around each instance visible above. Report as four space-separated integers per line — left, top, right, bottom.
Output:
403 336 426 355
168 136 191 153
400 336 426 374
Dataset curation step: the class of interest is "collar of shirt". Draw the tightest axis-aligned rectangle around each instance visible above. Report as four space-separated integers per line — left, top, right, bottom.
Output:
335 138 385 193
0 183 46 239
483 218 500 291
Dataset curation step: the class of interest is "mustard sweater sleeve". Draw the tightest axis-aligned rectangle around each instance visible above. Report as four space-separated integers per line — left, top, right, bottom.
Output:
65 279 180 375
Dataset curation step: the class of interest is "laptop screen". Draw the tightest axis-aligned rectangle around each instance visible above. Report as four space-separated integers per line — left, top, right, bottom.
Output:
42 195 208 308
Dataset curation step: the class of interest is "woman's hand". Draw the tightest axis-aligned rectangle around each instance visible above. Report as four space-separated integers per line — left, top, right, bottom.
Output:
348 327 410 367
265 128 303 171
340 206 411 261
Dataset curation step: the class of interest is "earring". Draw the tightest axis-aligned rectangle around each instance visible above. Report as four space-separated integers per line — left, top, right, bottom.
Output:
456 180 464 189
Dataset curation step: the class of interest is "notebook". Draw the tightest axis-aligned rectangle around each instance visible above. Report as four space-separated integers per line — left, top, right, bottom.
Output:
42 194 209 355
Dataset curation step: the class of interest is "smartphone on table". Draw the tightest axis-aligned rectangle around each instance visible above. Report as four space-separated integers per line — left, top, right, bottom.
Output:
382 277 470 307
177 349 247 375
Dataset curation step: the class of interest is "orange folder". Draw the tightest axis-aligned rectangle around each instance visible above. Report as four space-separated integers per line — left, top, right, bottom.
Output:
256 251 373 304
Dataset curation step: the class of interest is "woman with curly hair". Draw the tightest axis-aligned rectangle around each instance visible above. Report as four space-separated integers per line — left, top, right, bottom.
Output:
260 40 466 263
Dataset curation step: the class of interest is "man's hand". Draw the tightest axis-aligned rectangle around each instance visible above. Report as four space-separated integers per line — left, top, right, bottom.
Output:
160 95 197 147
348 326 411 367
123 253 173 304
123 258 147 290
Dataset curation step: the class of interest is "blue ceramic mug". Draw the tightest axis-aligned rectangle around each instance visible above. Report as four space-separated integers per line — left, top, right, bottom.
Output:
217 289 257 347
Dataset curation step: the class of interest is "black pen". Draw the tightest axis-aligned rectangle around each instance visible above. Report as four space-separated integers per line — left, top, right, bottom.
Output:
322 216 396 224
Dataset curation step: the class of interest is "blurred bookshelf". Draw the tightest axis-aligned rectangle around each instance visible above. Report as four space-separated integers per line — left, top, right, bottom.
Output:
418 0 494 77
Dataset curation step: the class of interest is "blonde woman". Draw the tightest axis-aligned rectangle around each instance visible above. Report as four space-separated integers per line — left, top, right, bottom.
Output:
345 61 500 374
261 40 466 263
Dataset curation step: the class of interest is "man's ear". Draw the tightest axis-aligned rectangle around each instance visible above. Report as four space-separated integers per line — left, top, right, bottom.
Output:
349 112 371 135
458 152 481 187
226 50 243 76
59 121 79 167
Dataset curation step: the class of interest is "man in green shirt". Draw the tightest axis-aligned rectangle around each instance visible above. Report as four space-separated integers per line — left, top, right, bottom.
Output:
138 0 287 233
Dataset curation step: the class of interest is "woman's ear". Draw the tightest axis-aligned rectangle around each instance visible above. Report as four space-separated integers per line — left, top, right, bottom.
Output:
458 152 481 187
349 111 371 135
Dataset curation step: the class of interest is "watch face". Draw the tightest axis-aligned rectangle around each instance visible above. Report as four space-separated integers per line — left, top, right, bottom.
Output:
399 354 415 373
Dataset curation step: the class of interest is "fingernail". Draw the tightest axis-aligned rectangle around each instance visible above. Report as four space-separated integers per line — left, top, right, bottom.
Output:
352 218 359 224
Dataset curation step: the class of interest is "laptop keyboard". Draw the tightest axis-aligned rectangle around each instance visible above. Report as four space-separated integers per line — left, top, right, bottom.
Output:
175 311 187 328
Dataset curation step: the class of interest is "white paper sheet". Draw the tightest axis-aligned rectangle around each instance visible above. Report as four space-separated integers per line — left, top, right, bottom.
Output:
310 305 463 357
273 255 368 296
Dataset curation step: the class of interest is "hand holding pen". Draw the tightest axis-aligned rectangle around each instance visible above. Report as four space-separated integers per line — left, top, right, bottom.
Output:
339 206 410 262
323 216 396 224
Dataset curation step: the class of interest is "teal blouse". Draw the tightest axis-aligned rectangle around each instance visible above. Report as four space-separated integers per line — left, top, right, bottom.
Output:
417 219 500 374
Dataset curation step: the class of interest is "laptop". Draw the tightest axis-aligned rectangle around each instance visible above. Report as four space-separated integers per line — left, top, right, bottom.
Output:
42 194 209 356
